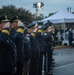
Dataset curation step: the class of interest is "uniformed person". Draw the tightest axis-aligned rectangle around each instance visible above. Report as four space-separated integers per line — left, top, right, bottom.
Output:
10 16 18 74
43 24 53 75
22 23 31 75
0 16 15 75
10 17 19 74
34 24 45 75
27 22 40 75
10 16 25 75
15 20 25 75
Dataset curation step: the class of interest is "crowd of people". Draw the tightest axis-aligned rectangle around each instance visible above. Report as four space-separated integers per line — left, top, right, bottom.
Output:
0 16 55 75
54 28 74 47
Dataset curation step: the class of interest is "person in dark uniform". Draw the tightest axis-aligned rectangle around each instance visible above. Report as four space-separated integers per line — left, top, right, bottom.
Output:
43 24 53 75
27 22 40 75
0 16 15 75
10 16 19 60
22 23 31 75
10 16 19 75
34 24 45 75
10 17 25 75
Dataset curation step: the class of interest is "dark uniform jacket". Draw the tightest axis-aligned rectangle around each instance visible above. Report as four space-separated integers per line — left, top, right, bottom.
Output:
10 28 25 64
29 33 39 60
10 28 17 65
14 32 25 64
23 31 31 61
35 32 45 52
10 28 17 40
43 32 52 51
0 30 15 72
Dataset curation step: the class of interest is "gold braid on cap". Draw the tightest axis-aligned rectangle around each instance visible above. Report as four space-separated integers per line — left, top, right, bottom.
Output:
1 16 8 22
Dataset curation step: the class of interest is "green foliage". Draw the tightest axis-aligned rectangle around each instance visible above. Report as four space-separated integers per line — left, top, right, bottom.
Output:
0 4 34 23
34 16 43 21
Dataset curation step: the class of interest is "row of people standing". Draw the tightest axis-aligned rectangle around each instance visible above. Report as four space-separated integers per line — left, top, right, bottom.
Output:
0 16 54 75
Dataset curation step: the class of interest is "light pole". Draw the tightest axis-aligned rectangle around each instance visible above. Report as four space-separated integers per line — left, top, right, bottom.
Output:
36 8 38 18
33 2 44 18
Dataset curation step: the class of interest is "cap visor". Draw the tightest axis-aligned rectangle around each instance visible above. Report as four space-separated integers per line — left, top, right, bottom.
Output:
1 19 9 22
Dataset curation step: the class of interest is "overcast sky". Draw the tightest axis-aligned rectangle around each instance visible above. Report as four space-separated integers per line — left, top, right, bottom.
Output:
0 0 74 16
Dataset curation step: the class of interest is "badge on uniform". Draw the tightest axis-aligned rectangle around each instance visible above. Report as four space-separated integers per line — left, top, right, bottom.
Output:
44 33 47 36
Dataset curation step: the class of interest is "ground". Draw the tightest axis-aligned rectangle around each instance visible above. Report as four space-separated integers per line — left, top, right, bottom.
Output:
53 47 74 75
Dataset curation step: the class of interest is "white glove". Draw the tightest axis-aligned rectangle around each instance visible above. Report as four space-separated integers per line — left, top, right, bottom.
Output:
17 20 24 27
3 22 10 28
33 28 38 32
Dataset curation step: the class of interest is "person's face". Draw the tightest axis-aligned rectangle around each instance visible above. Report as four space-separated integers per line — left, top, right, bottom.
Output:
0 22 7 31
29 26 35 33
11 21 18 29
47 27 52 32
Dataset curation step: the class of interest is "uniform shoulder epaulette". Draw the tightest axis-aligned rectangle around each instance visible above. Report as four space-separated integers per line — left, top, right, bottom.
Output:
38 29 43 33
2 30 10 35
31 33 35 37
17 28 24 34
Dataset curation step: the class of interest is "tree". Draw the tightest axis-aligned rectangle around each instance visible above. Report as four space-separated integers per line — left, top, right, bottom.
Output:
34 16 43 21
0 4 34 23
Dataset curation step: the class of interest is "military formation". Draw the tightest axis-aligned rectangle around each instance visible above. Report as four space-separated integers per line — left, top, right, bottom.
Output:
0 16 55 75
